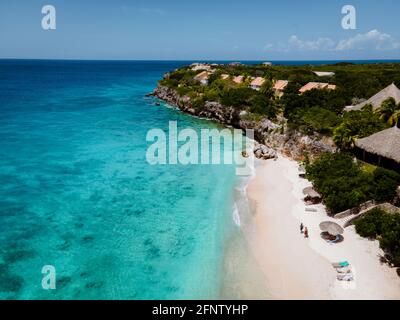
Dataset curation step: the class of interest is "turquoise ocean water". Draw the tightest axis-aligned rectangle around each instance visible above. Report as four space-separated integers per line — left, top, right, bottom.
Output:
2 59 398 300
0 60 239 299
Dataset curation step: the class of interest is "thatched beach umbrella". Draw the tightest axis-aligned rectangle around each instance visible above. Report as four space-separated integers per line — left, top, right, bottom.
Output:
319 221 344 236
303 186 321 199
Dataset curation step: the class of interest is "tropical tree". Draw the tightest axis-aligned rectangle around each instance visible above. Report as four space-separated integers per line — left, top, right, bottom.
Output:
332 125 358 150
376 98 400 126
332 109 387 150
259 79 274 98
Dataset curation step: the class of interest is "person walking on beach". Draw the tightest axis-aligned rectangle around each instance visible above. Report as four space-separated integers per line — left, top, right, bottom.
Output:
304 227 309 238
300 223 304 234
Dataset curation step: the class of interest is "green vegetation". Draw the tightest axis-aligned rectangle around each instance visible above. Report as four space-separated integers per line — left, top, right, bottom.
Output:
376 97 400 126
288 106 341 135
161 67 280 119
219 87 278 118
306 153 400 214
332 107 389 150
160 62 400 139
355 208 400 265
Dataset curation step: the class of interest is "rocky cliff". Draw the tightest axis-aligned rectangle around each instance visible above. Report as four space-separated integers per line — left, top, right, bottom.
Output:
151 85 336 161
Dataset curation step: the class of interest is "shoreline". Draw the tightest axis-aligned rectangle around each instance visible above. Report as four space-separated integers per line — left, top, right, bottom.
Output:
237 154 400 300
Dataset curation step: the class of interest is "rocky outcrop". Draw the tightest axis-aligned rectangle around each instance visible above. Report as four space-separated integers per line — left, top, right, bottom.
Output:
253 143 278 160
151 85 336 161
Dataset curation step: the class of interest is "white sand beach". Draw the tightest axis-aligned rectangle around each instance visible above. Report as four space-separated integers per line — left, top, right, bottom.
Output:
242 155 400 300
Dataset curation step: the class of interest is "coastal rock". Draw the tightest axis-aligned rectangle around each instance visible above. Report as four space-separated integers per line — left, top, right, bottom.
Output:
254 143 277 160
151 85 336 161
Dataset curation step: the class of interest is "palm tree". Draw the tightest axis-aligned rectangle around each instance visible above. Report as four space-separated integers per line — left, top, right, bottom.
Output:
392 108 400 127
333 126 358 150
376 98 400 126
260 79 273 98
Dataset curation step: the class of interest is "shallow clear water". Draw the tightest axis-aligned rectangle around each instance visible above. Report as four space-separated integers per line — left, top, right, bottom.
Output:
0 60 238 299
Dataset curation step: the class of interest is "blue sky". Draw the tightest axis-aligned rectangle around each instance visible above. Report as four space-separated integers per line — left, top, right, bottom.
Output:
0 0 399 60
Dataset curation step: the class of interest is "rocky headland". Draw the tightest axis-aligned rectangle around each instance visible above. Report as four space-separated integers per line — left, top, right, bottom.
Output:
151 84 336 161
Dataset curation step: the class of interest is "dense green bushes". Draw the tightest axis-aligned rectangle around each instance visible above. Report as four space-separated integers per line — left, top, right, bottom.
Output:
306 153 400 214
333 107 388 149
355 208 400 265
355 208 385 238
218 87 278 118
288 106 341 135
219 87 254 108
373 167 400 202
282 88 348 134
306 153 372 213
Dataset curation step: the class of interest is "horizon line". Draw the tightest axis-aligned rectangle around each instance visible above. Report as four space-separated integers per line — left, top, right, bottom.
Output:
1 58 400 62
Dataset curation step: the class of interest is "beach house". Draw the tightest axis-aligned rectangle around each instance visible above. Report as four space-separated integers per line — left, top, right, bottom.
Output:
299 82 336 94
193 71 210 85
354 122 400 171
250 77 265 90
344 83 400 112
273 80 289 97
233 75 244 84
191 63 212 72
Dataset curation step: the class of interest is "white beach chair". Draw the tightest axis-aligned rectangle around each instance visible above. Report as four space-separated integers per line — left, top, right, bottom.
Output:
337 273 354 281
336 266 352 274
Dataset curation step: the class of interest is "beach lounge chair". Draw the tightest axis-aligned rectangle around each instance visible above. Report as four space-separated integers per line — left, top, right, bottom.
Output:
336 267 352 274
337 273 354 281
332 261 350 268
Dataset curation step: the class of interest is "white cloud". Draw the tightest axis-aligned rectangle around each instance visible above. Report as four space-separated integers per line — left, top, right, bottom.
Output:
288 35 336 51
336 30 400 51
264 30 400 53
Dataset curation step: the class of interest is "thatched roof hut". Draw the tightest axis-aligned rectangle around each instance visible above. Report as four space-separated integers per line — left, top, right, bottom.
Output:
345 83 400 112
355 124 400 170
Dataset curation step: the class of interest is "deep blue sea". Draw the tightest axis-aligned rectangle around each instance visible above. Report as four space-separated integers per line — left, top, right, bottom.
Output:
0 60 242 299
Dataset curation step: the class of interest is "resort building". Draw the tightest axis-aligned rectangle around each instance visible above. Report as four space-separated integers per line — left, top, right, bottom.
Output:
299 82 337 94
263 62 272 66
250 77 266 90
354 122 400 171
221 74 230 80
273 80 289 97
191 63 212 72
345 83 400 112
233 75 244 84
193 71 210 85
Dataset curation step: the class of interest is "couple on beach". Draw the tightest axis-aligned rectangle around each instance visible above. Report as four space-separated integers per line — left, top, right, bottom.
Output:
300 223 308 238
